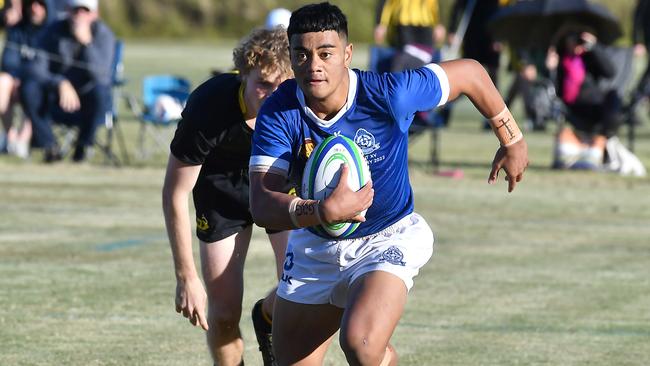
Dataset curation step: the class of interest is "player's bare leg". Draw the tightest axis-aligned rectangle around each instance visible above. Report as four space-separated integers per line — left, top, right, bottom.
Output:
200 226 252 366
340 271 407 366
272 297 343 365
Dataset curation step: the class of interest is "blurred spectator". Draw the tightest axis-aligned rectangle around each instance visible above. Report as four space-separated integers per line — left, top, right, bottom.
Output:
50 0 66 19
631 0 650 105
552 31 622 170
0 0 22 28
0 0 53 158
20 0 114 163
374 0 443 71
504 45 554 131
265 7 291 29
448 0 512 129
449 0 509 87
373 0 444 129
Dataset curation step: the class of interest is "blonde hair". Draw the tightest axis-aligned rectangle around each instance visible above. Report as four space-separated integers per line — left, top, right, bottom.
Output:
233 27 292 79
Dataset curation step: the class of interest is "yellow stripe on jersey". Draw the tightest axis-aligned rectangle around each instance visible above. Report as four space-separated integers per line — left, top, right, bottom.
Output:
238 82 247 116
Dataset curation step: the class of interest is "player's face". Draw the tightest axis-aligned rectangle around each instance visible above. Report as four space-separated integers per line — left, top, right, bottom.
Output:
290 30 352 105
243 66 287 115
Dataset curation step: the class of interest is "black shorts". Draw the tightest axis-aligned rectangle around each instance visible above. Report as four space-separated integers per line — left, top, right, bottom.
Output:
193 169 281 242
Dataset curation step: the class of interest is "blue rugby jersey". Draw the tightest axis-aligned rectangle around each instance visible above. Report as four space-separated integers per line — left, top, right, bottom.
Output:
250 64 450 239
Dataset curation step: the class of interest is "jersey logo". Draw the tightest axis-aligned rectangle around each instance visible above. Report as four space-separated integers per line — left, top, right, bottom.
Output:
300 138 315 159
283 252 295 271
354 128 380 155
281 252 295 284
379 246 406 266
196 215 209 231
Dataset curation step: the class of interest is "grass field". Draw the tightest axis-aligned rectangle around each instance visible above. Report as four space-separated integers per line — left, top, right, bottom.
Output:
1 40 650 365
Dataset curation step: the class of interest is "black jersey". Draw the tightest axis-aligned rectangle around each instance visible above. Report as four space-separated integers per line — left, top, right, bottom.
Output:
170 72 254 174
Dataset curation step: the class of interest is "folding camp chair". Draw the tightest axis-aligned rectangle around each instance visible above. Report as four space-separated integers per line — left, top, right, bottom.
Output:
126 74 191 159
96 39 130 166
601 47 637 152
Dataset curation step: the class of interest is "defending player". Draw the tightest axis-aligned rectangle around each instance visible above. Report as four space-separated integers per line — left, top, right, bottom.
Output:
162 27 292 366
248 2 529 365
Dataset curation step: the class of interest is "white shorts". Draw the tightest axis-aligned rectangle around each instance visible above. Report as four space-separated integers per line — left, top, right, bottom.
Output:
277 213 434 308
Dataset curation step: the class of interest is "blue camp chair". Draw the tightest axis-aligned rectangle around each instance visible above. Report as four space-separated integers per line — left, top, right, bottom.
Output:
126 74 191 158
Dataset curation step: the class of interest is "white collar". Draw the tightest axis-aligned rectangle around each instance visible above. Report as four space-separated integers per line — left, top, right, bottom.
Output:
296 68 357 128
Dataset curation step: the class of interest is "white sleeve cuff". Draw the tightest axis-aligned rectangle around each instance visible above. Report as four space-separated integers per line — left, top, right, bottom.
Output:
425 63 450 107
249 155 290 177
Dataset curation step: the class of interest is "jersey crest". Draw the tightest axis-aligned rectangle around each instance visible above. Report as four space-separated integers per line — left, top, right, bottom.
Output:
354 128 380 155
379 246 406 266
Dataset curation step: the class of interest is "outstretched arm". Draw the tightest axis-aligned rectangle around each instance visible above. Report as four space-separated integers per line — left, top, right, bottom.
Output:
161 154 209 331
440 58 529 192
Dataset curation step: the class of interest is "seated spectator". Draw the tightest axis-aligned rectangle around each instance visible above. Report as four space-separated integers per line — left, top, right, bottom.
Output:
0 0 53 158
552 31 622 170
20 0 114 162
0 0 22 29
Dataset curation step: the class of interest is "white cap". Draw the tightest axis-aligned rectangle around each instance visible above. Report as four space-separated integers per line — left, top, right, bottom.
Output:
68 0 98 11
265 8 291 29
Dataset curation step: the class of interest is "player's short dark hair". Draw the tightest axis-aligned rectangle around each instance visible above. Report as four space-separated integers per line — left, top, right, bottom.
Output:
287 2 348 41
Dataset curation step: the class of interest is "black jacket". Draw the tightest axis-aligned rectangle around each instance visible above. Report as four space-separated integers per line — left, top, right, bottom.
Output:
557 44 616 105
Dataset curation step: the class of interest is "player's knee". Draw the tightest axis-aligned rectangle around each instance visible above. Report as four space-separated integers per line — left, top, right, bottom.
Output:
339 331 386 366
207 303 242 332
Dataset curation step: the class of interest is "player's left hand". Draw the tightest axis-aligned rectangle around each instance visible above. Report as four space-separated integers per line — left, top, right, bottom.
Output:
320 164 374 224
488 139 529 192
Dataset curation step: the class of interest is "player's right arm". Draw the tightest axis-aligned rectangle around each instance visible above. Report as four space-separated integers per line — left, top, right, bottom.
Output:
161 154 209 331
249 167 373 230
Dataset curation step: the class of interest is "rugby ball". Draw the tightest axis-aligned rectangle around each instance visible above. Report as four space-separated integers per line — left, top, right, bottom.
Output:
301 135 371 238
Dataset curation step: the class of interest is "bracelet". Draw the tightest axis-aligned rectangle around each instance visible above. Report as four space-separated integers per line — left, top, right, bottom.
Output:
288 197 301 228
288 198 324 228
488 106 523 147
